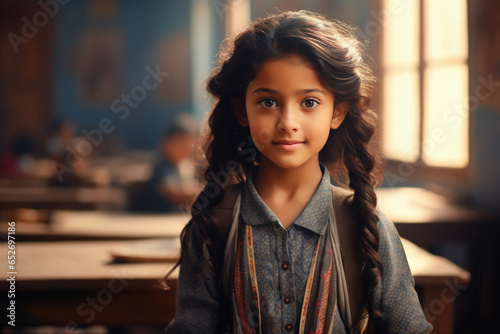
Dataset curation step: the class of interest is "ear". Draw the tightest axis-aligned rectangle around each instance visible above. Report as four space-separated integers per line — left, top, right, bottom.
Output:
331 103 348 129
232 99 248 127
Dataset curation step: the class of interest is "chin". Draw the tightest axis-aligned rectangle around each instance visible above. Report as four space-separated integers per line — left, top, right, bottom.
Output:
265 157 314 170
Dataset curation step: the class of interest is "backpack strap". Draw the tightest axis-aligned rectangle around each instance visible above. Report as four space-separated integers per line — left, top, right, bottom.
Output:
212 184 242 331
332 185 366 330
213 184 242 257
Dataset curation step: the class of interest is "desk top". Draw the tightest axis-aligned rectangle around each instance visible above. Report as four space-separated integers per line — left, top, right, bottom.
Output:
0 237 470 291
0 240 178 291
376 187 497 224
400 238 470 285
0 186 127 210
0 211 189 240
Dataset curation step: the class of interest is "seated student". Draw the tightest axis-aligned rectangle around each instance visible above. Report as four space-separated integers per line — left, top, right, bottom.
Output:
143 114 200 213
0 135 36 178
45 119 94 187
46 119 76 160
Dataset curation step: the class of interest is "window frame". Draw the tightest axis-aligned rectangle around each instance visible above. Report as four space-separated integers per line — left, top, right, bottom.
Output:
374 0 471 188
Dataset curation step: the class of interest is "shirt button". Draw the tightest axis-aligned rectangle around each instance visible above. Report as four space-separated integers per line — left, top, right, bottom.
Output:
281 262 290 270
284 296 291 304
285 324 293 331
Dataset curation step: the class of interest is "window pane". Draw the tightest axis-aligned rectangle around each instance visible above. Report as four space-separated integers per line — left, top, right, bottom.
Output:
382 0 420 67
382 70 420 162
423 64 469 167
424 0 468 62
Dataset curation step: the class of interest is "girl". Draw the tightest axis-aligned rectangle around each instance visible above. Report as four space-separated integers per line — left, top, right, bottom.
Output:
165 10 432 334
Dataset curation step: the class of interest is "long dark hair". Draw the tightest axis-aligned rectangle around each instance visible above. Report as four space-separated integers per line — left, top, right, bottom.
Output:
165 10 383 330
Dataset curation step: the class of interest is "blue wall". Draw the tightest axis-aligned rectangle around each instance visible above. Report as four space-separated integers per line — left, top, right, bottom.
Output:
52 0 223 150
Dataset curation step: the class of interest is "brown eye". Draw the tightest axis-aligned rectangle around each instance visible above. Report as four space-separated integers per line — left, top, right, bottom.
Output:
301 99 318 108
259 98 277 108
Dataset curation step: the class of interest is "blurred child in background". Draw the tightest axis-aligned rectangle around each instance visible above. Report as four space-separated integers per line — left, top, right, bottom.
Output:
143 113 200 213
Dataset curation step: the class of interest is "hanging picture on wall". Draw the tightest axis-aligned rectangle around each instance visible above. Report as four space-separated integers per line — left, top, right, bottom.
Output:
76 29 121 105
154 29 189 104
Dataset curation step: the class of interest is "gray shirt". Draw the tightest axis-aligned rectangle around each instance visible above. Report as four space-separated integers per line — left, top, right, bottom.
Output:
166 166 432 333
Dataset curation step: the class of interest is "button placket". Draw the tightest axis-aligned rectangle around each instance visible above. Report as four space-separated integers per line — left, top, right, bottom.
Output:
276 224 295 331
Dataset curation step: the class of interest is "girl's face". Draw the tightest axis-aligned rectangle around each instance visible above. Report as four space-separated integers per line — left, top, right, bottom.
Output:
238 55 346 171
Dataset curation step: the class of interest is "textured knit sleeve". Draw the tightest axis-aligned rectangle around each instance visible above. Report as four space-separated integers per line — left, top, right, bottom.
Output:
165 223 224 334
370 211 433 333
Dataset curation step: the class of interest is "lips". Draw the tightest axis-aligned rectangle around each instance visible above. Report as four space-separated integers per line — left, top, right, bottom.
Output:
272 140 305 150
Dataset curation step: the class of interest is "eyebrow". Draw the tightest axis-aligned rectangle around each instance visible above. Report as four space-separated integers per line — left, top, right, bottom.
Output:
251 87 327 96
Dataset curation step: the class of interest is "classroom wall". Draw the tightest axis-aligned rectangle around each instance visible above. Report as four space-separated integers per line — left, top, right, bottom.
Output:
468 0 500 212
471 109 500 211
39 0 500 211
51 0 223 150
49 0 377 152
251 0 370 33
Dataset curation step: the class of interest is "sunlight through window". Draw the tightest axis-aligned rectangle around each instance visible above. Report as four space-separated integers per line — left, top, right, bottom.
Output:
382 0 469 168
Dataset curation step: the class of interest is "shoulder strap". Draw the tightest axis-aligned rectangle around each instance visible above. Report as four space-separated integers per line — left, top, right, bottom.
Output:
329 186 353 329
212 184 242 330
332 185 367 332
213 184 242 256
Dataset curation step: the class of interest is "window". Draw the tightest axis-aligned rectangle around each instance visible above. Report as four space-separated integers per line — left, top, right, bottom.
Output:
381 0 469 171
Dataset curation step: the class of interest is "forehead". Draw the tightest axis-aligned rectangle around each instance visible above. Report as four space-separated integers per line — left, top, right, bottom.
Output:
247 55 329 93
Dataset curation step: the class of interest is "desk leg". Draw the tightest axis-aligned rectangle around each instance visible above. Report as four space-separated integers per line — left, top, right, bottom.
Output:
422 285 456 334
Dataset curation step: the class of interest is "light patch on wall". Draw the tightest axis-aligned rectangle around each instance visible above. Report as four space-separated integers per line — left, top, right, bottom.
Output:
87 0 117 19
254 0 302 17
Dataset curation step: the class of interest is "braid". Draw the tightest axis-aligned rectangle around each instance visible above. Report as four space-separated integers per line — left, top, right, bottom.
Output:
342 105 384 326
163 92 251 286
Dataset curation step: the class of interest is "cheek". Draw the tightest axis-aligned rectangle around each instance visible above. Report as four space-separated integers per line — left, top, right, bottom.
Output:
247 112 275 144
307 116 332 145
249 124 274 150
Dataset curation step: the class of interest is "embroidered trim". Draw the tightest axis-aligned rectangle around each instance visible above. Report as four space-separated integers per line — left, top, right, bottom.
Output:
316 248 334 333
299 238 321 333
234 239 254 333
246 225 262 333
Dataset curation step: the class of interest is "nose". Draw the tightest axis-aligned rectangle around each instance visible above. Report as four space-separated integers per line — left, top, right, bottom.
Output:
277 105 299 133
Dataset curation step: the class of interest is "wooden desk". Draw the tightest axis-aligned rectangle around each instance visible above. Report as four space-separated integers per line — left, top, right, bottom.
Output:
0 186 127 211
377 187 499 247
376 187 494 224
0 238 469 331
401 239 470 334
377 187 498 333
88 151 154 185
0 240 178 327
0 211 189 241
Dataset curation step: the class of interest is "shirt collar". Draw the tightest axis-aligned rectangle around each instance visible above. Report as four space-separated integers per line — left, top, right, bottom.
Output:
240 163 332 235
